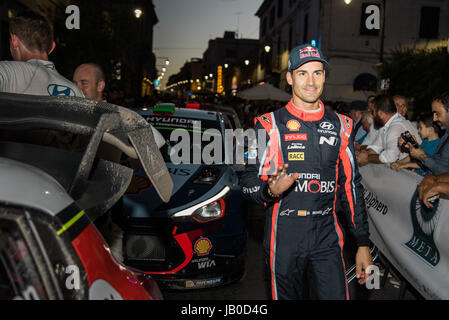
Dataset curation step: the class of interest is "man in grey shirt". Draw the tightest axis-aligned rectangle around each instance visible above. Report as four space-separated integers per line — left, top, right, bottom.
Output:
0 10 83 97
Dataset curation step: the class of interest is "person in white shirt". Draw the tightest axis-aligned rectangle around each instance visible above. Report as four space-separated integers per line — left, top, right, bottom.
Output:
1 11 82 150
0 10 83 97
356 95 421 166
359 111 379 147
393 95 408 118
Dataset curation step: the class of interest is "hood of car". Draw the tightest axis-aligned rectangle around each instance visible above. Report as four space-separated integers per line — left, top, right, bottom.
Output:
123 163 227 219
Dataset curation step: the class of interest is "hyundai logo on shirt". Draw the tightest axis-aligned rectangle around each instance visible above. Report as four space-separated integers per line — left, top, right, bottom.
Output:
319 122 335 130
47 84 76 96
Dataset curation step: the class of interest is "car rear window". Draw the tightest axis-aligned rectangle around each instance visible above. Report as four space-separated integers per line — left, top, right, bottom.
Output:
144 115 225 164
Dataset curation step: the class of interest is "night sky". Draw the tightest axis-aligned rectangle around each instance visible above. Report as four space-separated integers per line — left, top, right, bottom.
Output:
153 0 263 88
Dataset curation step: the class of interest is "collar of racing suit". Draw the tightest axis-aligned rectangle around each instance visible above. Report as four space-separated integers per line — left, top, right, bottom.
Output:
285 99 325 122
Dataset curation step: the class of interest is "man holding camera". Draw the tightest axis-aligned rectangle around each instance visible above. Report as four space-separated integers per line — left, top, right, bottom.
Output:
356 95 420 166
400 92 449 175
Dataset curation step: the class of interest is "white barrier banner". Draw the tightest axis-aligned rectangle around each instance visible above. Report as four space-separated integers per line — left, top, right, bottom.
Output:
360 164 449 300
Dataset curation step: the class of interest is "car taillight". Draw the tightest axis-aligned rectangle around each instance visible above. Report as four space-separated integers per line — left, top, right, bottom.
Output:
186 103 200 109
192 198 225 223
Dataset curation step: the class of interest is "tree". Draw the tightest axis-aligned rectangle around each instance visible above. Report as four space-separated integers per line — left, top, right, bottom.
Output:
380 46 449 114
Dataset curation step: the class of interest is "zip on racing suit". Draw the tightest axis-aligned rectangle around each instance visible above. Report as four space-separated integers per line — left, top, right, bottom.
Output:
240 100 370 300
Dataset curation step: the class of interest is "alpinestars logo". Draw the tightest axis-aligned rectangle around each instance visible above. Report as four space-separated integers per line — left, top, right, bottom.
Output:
261 115 271 124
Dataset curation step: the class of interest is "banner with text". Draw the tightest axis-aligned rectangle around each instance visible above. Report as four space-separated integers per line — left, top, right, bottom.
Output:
360 164 449 299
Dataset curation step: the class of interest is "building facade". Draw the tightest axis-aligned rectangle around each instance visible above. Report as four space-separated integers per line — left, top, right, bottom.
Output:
202 31 260 95
167 31 260 96
166 57 203 96
256 0 449 101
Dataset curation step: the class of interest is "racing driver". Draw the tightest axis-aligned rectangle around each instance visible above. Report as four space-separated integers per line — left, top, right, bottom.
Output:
240 44 373 300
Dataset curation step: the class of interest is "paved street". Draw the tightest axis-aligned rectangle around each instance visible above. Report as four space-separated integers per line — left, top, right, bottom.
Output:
162 202 421 300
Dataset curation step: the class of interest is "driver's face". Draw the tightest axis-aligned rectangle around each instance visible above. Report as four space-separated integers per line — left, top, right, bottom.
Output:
287 61 325 107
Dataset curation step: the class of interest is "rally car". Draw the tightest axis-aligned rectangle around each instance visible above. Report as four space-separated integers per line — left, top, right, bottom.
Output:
0 93 172 300
118 103 247 289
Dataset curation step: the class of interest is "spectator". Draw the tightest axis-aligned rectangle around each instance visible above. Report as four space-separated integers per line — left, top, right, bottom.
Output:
367 95 376 112
73 63 106 101
72 62 126 163
356 95 421 166
348 100 368 143
323 100 337 113
335 101 350 117
390 113 440 174
0 10 83 97
418 172 449 208
393 95 409 118
401 92 449 175
355 111 378 151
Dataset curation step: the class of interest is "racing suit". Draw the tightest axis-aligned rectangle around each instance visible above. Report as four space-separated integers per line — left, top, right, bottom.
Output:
240 100 370 300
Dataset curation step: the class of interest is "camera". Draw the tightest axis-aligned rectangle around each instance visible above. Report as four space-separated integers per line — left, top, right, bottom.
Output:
401 131 419 148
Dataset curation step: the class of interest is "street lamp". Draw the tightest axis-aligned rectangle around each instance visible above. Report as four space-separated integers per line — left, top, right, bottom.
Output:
264 45 271 53
209 73 213 78
157 56 170 66
134 9 143 18
244 60 250 66
344 0 352 4
224 63 229 69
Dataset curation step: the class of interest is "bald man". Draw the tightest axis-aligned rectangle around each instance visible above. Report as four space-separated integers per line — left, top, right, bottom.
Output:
73 63 106 101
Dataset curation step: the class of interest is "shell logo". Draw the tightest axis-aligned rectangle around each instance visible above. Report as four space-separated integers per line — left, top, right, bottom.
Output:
194 238 212 256
286 120 301 131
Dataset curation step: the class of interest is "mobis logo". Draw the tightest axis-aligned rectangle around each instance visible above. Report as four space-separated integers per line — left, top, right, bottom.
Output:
294 173 335 194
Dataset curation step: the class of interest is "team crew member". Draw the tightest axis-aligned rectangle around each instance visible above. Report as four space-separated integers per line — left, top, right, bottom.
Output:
73 63 106 101
0 10 83 97
240 44 373 300
0 10 83 147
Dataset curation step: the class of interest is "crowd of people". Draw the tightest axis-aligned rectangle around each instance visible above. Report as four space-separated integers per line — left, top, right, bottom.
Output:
2 10 449 300
236 90 449 210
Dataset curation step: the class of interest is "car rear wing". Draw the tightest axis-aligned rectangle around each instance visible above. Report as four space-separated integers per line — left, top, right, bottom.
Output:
0 93 173 204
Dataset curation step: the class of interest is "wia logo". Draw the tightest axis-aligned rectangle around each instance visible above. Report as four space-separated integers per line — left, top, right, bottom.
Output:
198 259 216 270
405 189 441 266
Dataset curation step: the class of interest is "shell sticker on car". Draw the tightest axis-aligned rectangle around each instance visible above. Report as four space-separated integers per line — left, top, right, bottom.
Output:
194 237 212 256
